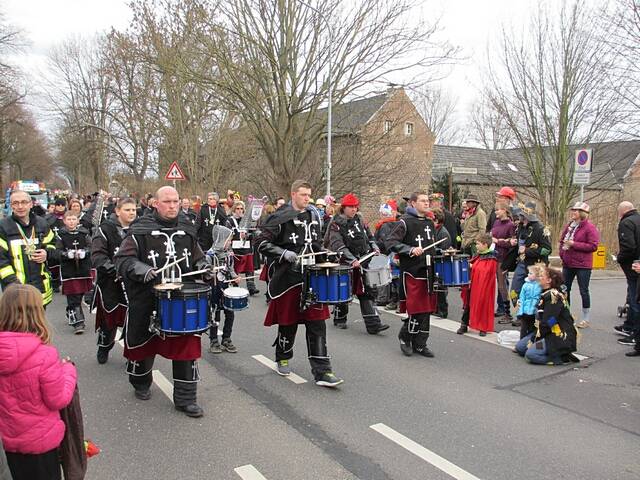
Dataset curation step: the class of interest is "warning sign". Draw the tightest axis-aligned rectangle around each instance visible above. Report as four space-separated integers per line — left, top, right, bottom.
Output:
164 161 186 181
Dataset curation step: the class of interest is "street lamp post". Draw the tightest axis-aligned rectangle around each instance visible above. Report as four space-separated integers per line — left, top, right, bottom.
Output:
297 0 332 197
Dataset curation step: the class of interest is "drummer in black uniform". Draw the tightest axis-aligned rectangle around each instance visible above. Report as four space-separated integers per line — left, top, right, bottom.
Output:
197 192 227 251
385 191 439 357
325 193 389 334
91 197 137 364
256 180 343 387
115 186 211 417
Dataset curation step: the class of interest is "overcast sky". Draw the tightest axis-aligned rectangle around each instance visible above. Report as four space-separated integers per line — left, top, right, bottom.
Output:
2 0 546 132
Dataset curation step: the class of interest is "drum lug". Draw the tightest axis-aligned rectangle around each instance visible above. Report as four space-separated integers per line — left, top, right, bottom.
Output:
149 310 159 334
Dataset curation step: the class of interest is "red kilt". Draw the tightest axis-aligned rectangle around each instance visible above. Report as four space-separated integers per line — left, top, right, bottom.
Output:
259 264 269 281
123 335 201 361
61 277 93 295
94 299 127 331
352 267 365 296
234 253 254 274
264 285 329 326
400 274 437 315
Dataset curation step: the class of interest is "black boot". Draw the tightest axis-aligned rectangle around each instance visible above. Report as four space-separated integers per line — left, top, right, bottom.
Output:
398 320 412 356
173 360 203 417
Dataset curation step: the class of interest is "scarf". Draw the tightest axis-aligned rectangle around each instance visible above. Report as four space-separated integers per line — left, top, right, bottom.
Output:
563 221 580 242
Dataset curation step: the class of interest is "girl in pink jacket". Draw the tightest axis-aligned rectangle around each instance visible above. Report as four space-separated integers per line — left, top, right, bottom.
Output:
0 284 77 480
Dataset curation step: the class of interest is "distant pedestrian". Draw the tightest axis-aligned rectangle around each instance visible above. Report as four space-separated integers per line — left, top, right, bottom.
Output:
0 284 77 480
559 202 600 328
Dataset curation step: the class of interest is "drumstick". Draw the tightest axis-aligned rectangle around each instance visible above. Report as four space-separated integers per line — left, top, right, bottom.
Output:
297 250 337 259
358 251 377 263
154 256 185 274
410 237 448 256
223 274 259 283
181 266 224 277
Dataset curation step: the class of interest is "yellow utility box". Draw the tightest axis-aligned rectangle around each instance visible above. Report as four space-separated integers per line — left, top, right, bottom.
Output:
592 244 606 269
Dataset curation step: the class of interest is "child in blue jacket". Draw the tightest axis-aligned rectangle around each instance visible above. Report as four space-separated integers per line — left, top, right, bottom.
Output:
516 264 543 338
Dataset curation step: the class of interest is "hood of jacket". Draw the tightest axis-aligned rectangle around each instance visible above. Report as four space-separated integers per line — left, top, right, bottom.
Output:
0 332 43 375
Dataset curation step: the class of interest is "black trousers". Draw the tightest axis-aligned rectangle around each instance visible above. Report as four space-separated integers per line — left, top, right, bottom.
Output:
274 320 332 379
66 294 83 309
398 313 431 351
97 327 117 352
126 356 200 407
333 294 382 329
6 448 61 480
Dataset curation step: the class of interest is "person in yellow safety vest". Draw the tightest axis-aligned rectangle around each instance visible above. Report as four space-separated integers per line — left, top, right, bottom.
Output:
0 190 58 307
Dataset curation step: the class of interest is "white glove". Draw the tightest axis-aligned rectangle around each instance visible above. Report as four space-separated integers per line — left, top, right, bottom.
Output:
67 250 75 259
77 249 86 259
283 250 298 263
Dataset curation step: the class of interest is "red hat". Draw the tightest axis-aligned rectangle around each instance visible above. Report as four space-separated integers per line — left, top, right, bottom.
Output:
341 193 359 207
496 186 516 200
387 199 398 211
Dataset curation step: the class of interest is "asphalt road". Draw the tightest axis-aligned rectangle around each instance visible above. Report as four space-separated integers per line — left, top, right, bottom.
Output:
47 277 639 480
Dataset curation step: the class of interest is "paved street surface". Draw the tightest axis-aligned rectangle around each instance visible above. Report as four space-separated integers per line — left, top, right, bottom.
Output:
48 277 639 480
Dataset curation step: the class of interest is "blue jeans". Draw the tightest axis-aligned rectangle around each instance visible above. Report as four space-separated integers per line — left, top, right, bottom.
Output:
510 262 528 303
515 333 558 364
562 267 592 309
496 271 510 313
624 271 640 332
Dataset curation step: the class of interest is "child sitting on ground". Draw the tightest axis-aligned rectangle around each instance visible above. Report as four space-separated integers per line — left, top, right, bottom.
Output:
516 264 544 339
0 284 77 480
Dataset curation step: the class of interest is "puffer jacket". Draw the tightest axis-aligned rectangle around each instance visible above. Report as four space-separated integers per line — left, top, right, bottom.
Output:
0 332 77 454
517 278 542 316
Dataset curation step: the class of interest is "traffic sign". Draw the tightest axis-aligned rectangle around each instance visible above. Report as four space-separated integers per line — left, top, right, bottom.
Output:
451 166 478 175
573 172 591 185
574 148 592 173
164 161 186 181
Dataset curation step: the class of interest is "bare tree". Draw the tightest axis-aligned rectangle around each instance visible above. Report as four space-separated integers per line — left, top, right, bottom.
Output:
468 95 513 150
184 0 458 196
483 1 626 238
411 85 463 145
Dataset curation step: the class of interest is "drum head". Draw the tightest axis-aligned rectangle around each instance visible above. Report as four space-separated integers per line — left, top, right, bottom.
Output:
154 283 182 291
180 281 212 294
315 262 340 268
366 255 389 270
223 286 249 298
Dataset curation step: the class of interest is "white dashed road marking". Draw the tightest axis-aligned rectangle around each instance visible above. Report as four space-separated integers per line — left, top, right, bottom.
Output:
370 423 483 480
234 464 269 479
251 354 308 384
152 369 174 403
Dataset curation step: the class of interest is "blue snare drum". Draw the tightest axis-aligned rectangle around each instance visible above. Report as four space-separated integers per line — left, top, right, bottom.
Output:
307 264 353 304
223 287 250 311
434 254 470 287
155 282 211 334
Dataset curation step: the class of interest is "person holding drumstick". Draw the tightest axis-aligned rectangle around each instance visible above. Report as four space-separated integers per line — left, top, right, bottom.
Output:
256 180 343 387
385 191 439 357
325 193 389 334
115 186 211 417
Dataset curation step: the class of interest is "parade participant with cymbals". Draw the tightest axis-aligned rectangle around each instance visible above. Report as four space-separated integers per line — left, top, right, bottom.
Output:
385 191 438 357
325 193 389 334
256 180 343 387
226 200 260 296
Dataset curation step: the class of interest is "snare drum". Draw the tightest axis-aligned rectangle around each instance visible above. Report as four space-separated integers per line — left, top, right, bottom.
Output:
223 286 250 311
307 264 352 304
154 282 211 334
363 254 392 288
434 254 470 287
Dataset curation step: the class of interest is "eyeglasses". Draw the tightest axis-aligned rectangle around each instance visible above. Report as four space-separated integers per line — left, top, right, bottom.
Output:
11 200 31 206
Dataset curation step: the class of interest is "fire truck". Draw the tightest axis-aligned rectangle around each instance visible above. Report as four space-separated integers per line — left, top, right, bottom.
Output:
3 180 51 216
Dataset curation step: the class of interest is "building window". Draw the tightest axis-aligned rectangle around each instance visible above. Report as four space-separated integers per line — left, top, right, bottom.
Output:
507 163 518 172
405 122 414 136
384 120 392 133
491 161 502 171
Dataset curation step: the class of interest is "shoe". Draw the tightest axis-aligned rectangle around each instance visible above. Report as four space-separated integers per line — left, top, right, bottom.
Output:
376 301 388 307
249 289 260 296
221 339 237 353
96 348 109 364
73 323 85 335
315 372 344 387
276 360 291 376
134 389 151 401
511 319 521 327
175 403 204 418
209 341 222 354
414 346 435 357
435 311 448 318
494 311 506 317
399 338 413 356
334 322 348 329
479 331 487 337
618 337 636 346
614 325 632 337
576 320 590 329
497 317 511 324
367 323 390 334
385 302 398 310
456 325 468 335
625 350 640 357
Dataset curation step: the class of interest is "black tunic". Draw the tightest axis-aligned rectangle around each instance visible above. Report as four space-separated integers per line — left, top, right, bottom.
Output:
325 213 377 263
196 204 228 250
91 214 128 311
57 227 92 280
225 215 253 256
385 210 438 278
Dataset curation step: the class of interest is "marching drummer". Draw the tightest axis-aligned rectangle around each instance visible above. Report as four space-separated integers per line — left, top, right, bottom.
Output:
325 193 389 334
385 191 439 358
115 186 211 417
226 200 260 296
256 180 343 387
206 225 240 354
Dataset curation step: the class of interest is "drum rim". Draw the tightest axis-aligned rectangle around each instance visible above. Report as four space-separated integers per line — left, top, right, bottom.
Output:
223 286 250 298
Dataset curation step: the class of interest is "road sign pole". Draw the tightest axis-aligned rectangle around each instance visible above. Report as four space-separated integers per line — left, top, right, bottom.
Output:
580 185 584 202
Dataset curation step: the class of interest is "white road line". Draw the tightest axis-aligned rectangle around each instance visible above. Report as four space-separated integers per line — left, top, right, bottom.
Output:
152 369 174 403
251 354 307 384
234 464 268 480
117 328 124 348
370 423 482 480
369 301 590 360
